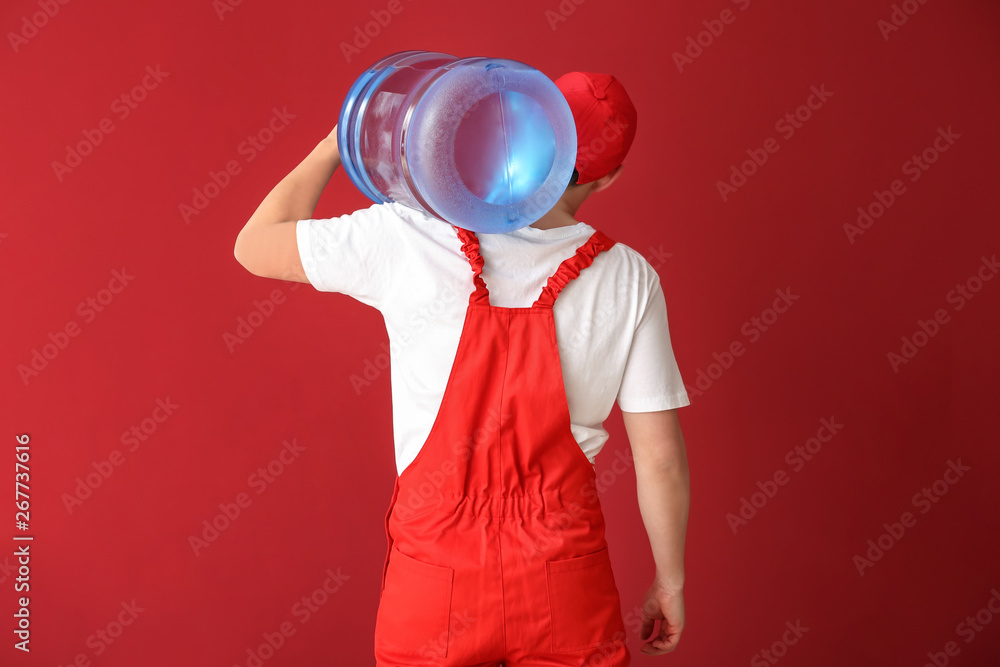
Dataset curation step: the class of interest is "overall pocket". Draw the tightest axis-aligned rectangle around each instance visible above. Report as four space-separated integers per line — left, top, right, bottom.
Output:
545 546 626 652
375 545 455 659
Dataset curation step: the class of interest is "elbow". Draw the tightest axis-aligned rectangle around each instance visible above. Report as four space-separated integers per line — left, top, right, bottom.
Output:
233 231 259 275
233 239 249 272
233 239 244 268
637 450 688 476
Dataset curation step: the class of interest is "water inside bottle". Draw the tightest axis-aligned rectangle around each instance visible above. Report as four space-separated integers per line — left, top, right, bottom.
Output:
453 89 556 207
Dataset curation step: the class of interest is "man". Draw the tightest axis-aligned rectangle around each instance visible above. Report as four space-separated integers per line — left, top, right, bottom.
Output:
234 70 689 665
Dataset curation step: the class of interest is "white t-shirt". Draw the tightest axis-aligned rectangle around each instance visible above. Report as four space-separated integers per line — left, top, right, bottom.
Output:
296 201 689 476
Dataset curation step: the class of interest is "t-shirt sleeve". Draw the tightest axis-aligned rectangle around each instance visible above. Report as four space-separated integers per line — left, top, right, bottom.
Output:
616 272 691 412
295 202 402 310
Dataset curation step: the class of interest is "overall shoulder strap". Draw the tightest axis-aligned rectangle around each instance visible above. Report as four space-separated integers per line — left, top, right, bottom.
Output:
533 230 617 308
453 226 490 306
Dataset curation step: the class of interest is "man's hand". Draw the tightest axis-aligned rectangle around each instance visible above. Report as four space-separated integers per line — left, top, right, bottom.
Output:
622 409 689 654
639 579 684 655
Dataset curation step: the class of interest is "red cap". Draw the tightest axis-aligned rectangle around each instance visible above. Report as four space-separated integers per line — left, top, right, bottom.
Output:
553 71 637 185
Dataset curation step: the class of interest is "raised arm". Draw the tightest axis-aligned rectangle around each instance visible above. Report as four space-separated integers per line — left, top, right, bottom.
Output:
622 407 689 654
233 126 341 282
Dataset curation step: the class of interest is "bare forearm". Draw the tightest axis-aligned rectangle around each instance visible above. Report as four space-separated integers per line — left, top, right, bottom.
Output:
240 136 340 237
636 460 689 591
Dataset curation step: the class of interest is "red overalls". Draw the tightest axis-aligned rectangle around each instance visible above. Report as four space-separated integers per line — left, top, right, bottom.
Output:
374 225 630 667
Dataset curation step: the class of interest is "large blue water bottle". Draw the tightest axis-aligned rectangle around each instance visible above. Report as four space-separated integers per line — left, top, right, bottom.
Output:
337 50 577 234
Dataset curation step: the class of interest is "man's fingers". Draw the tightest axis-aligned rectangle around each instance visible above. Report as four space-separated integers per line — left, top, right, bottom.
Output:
660 627 681 651
640 624 681 655
639 614 655 640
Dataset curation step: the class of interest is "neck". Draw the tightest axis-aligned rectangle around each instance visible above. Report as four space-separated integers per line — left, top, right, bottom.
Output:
529 194 584 230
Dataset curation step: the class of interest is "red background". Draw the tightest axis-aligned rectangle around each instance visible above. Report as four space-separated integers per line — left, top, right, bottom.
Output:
3 0 999 665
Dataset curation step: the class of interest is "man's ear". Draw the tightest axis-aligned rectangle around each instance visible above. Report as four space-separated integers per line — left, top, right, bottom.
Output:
591 163 625 193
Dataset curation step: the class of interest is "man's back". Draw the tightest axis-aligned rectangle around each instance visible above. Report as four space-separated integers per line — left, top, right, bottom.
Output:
295 201 689 476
